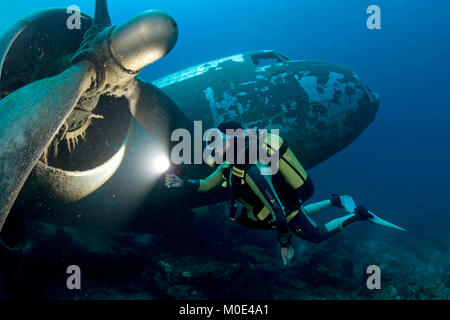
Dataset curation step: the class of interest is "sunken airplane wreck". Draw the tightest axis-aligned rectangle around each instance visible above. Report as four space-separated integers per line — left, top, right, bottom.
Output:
153 50 380 169
0 1 381 248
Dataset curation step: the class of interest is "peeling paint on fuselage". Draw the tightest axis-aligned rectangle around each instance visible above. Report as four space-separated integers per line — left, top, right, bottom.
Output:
153 54 245 88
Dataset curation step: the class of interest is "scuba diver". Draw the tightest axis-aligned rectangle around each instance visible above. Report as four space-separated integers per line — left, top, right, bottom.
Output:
165 121 405 265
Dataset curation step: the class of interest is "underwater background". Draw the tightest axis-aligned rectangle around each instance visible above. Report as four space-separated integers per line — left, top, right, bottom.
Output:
0 0 449 299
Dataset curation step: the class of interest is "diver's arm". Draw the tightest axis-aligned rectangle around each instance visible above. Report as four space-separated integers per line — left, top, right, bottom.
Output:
171 164 226 192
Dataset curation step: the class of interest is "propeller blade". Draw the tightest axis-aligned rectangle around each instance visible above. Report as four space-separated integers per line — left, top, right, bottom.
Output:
126 78 194 149
94 0 111 27
368 210 406 231
0 62 96 231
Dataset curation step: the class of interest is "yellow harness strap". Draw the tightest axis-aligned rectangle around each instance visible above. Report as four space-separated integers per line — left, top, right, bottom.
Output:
286 209 300 223
256 207 300 223
256 206 271 220
231 166 245 178
231 166 246 185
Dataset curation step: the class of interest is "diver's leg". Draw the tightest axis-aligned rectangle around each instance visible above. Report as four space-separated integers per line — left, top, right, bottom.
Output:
289 207 340 243
290 196 366 243
303 200 333 217
302 194 354 217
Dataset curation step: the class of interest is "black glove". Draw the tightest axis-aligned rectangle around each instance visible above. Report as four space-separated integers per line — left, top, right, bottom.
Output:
229 201 238 220
277 221 291 247
330 194 343 208
355 205 371 220
278 232 291 248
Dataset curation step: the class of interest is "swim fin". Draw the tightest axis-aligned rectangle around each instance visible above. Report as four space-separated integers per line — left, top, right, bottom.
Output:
343 206 406 231
367 210 406 231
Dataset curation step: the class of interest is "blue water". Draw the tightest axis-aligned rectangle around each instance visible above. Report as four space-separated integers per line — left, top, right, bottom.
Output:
1 0 449 300
2 0 449 230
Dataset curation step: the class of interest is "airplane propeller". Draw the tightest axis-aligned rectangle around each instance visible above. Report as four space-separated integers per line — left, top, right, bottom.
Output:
0 0 182 231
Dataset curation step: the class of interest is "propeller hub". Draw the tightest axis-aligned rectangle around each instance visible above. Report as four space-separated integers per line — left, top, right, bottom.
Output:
109 10 178 73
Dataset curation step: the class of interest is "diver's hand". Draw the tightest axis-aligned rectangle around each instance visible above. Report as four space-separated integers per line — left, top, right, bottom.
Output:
280 246 295 266
165 173 183 188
